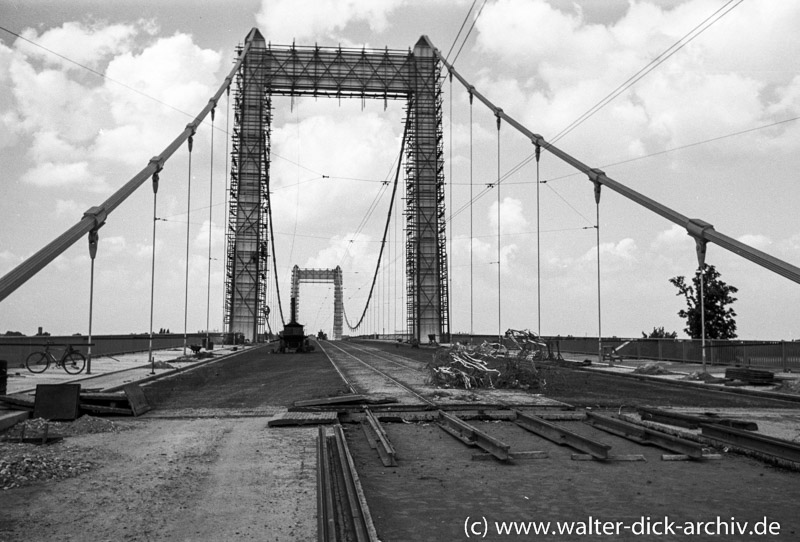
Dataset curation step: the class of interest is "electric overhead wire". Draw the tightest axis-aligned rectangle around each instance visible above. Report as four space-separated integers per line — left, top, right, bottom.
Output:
444 0 478 63
286 104 302 275
0 25 325 181
334 144 401 272
451 0 488 67
551 0 745 144
343 114 410 331
264 137 286 326
304 116 405 334
443 0 747 231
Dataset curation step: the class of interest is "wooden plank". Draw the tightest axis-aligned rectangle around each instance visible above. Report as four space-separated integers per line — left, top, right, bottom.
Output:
0 410 30 431
34 384 81 421
572 453 646 462
123 383 152 416
3 435 63 445
80 392 127 402
293 394 370 407
80 404 134 415
0 395 35 409
514 410 611 460
268 411 339 427
472 451 549 461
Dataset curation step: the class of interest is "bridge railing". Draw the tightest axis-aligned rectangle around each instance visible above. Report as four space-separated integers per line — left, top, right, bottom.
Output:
0 333 223 368
553 336 800 371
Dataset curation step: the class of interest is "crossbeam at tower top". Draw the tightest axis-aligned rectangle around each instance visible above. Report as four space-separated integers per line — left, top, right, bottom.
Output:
243 28 420 99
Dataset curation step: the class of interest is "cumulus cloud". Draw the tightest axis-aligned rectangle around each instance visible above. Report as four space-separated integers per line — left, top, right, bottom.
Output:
471 0 800 159
255 0 406 43
652 224 692 250
54 199 81 218
6 21 222 192
269 104 402 230
581 238 638 267
17 22 139 71
21 161 107 192
304 233 377 275
194 219 223 250
489 196 529 234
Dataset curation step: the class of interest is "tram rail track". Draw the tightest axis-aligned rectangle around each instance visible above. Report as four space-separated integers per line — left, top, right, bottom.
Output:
317 340 434 406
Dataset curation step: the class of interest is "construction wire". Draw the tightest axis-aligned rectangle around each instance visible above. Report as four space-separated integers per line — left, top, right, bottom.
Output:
444 0 478 63
344 113 410 331
451 0 488 67
0 25 327 184
264 136 286 327
551 0 745 144
442 0 745 225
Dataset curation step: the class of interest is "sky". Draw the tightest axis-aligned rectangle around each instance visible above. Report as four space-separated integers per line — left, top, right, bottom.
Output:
1 0 800 341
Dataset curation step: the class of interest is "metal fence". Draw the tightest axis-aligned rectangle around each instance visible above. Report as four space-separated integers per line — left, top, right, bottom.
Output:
0 333 224 368
551 336 800 371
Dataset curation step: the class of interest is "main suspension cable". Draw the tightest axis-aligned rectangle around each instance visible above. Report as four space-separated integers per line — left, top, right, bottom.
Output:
264 136 286 326
345 113 410 330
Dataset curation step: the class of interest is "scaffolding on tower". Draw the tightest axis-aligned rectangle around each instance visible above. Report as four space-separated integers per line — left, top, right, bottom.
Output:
224 35 271 343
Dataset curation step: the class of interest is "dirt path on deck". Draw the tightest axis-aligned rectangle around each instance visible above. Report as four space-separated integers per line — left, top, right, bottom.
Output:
0 418 318 542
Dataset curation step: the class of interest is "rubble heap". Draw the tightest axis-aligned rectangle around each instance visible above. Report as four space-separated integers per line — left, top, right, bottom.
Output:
1 444 95 490
1 415 126 490
427 329 547 390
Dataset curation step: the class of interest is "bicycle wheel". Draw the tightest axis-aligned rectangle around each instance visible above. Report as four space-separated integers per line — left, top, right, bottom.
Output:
25 351 50 373
62 352 86 374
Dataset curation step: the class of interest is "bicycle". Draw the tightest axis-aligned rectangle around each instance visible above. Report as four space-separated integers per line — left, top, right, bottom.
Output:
25 342 86 374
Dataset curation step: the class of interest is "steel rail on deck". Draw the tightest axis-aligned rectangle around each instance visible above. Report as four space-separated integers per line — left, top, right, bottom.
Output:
425 37 800 285
333 425 380 542
701 423 800 463
585 411 704 458
363 407 398 467
0 32 260 303
437 410 511 461
513 410 611 459
316 426 337 541
324 341 434 406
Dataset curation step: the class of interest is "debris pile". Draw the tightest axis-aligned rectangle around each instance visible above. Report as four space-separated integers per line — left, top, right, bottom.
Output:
776 379 800 395
427 330 546 390
633 362 672 375
0 416 122 490
5 415 125 439
0 444 95 490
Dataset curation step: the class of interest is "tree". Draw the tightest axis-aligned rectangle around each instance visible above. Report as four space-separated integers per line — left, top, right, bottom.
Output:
642 326 678 339
669 264 738 339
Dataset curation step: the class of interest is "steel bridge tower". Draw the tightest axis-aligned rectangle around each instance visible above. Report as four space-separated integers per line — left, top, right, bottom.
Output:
224 29 449 343
290 265 344 340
